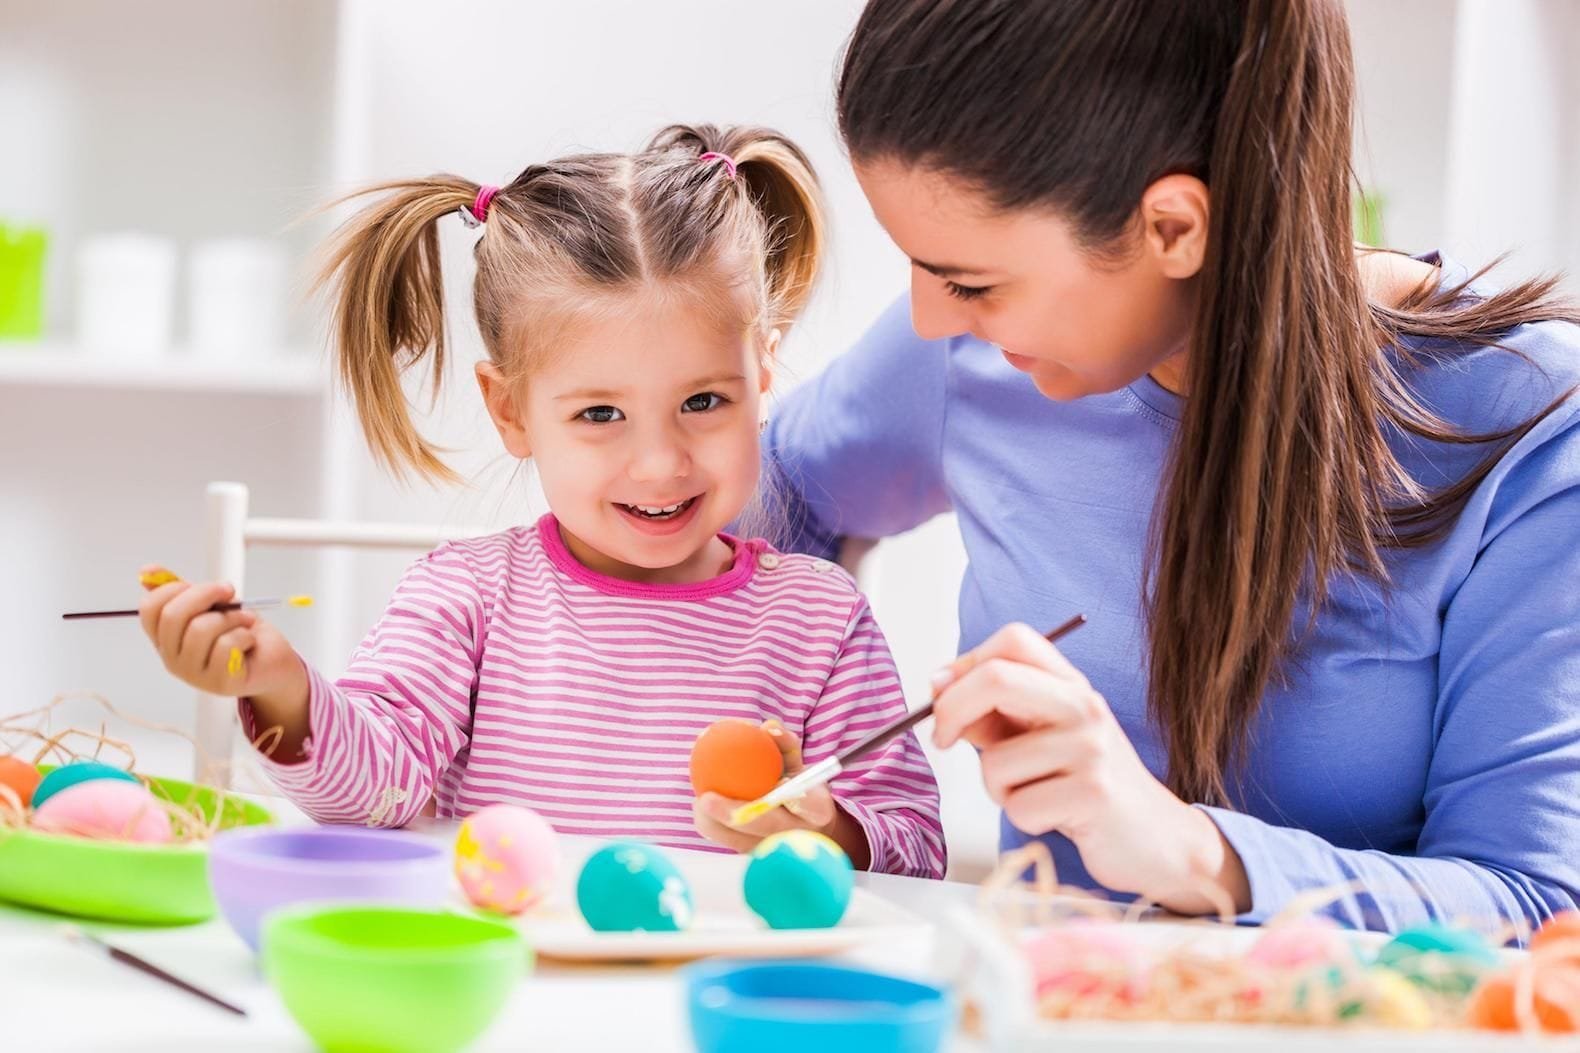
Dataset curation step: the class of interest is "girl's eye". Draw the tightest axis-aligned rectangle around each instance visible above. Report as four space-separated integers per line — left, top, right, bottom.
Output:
945 280 991 302
579 405 624 424
682 392 725 413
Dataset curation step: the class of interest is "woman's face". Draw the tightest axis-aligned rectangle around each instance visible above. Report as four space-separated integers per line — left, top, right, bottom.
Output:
853 160 1200 398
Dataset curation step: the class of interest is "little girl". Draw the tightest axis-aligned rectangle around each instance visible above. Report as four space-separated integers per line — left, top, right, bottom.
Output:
138 125 945 877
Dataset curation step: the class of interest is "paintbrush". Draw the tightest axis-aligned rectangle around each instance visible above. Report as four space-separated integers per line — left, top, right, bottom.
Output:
61 925 248 1016
730 613 1088 826
62 595 313 621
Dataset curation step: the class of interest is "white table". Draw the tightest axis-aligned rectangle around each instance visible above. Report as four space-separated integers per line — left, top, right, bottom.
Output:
0 799 984 1052
0 801 1556 1053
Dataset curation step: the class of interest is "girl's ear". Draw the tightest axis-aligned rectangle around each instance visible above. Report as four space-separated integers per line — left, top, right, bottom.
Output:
475 362 532 459
758 327 782 393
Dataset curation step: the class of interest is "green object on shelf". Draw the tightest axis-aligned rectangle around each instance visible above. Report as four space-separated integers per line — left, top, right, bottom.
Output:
1354 189 1387 246
0 223 48 339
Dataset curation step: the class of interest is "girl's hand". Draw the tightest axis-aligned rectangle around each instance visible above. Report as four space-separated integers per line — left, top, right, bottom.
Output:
931 623 1250 916
136 565 301 701
693 720 872 868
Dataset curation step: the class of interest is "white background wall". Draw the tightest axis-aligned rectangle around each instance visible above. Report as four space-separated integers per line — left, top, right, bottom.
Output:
3 0 1577 876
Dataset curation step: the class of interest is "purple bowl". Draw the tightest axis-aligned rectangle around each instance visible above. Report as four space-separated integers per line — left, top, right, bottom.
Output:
209 826 452 951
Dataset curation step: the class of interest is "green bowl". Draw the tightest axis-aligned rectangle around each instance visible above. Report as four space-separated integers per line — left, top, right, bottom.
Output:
264 905 529 1053
0 767 273 924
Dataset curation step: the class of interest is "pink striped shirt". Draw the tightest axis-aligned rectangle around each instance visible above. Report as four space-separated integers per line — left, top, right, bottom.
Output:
241 514 946 877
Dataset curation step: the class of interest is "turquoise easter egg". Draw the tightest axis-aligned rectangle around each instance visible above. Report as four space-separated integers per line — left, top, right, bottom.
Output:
743 830 853 930
575 842 693 933
1376 925 1498 996
32 760 139 809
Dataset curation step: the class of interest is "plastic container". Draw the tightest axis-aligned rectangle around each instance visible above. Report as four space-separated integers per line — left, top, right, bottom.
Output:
264 904 528 1053
686 959 956 1053
186 237 286 359
74 232 176 356
208 825 453 951
0 769 273 925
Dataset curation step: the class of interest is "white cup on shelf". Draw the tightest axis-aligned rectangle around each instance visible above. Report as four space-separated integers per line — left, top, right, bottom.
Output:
187 238 287 360
75 233 177 358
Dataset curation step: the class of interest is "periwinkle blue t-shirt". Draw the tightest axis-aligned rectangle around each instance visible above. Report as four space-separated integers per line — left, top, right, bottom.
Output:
764 258 1580 935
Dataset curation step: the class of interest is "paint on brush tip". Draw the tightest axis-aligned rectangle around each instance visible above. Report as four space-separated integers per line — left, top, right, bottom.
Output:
285 595 314 608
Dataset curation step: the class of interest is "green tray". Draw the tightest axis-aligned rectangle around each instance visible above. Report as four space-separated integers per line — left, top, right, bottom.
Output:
0 768 274 925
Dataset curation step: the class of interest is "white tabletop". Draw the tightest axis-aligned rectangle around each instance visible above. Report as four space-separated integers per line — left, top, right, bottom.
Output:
0 800 1552 1053
0 798 984 1052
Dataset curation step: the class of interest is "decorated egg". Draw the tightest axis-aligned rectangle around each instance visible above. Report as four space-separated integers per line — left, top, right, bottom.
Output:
1466 971 1579 1032
575 841 692 932
31 759 139 810
1532 911 1580 960
1248 918 1354 972
1360 966 1433 1029
689 720 783 800
1377 924 1498 996
0 756 42 810
743 830 853 930
31 779 173 843
1021 922 1148 1003
454 804 561 915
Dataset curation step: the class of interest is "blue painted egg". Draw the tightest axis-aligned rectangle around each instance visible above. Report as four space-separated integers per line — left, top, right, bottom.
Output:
575 841 693 933
743 830 853 930
1376 924 1498 996
32 760 139 810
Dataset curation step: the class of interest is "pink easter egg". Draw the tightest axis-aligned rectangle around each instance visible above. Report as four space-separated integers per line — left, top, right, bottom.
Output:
1022 922 1149 1002
454 804 561 915
1248 918 1351 971
31 779 173 844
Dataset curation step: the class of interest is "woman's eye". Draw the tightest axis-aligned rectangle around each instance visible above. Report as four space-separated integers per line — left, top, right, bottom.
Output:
682 392 725 413
579 405 624 424
945 280 991 302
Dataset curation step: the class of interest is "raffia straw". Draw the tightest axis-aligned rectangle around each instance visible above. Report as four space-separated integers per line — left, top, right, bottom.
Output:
973 847 1533 1032
0 692 286 843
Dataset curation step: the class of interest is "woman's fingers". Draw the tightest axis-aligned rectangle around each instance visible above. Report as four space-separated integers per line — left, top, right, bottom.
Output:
931 655 1095 749
932 622 1085 697
978 725 1101 804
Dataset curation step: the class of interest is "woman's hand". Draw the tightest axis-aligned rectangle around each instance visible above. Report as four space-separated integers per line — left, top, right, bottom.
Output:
137 565 307 713
931 623 1249 915
693 720 873 869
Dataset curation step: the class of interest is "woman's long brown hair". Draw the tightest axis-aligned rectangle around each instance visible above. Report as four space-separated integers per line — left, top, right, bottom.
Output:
838 0 1580 805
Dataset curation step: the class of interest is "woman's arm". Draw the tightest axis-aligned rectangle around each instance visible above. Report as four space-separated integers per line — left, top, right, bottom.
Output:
759 295 953 557
1202 407 1580 935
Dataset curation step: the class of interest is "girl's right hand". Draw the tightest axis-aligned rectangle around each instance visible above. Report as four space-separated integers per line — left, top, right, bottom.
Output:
136 566 301 699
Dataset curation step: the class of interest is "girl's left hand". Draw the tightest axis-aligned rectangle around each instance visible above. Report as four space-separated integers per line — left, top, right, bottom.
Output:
693 721 872 868
931 623 1249 916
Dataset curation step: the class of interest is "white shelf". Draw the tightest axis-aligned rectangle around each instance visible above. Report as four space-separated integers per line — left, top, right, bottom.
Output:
0 345 327 395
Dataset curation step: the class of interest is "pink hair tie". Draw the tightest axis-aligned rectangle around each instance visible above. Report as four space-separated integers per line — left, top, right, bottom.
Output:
699 151 738 180
461 184 499 228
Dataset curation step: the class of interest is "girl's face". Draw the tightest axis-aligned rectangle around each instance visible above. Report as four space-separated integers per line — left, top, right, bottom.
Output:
853 160 1201 398
482 291 771 584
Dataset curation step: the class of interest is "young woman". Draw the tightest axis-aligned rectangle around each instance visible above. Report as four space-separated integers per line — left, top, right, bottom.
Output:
761 0 1580 934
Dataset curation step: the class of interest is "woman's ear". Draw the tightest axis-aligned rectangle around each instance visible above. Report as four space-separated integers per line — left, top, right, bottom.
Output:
1139 173 1210 280
475 362 532 459
758 328 782 393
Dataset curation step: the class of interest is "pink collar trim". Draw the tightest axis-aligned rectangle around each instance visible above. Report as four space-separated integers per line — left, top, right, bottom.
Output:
535 513 764 600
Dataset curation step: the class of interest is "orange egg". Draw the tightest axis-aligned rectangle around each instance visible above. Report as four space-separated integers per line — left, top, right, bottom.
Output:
1466 974 1578 1033
0 756 41 810
1533 911 1580 960
689 720 784 800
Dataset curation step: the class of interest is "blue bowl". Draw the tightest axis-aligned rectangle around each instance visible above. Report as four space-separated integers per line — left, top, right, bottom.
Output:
686 960 955 1053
